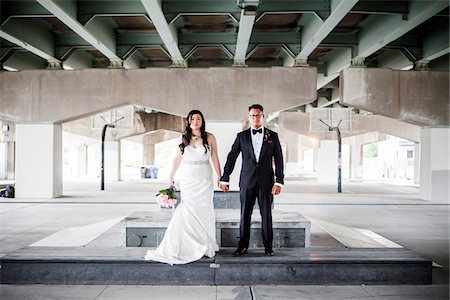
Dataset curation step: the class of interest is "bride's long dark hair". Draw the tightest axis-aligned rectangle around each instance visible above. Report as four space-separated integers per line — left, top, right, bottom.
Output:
179 110 209 154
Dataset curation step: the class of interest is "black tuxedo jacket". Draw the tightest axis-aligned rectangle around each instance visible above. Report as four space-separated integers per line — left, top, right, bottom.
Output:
221 128 284 189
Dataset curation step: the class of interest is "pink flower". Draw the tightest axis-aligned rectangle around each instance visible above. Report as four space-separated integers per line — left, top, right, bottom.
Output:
156 186 178 208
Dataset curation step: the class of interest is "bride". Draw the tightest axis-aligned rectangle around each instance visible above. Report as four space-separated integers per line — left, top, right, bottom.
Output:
145 110 221 265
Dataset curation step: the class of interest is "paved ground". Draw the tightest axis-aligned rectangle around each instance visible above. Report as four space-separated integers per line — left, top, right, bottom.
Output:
0 179 448 299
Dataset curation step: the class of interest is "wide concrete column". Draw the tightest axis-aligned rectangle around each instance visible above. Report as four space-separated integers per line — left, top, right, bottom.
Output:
143 144 155 166
0 141 15 180
16 124 62 198
419 127 449 202
414 142 420 183
345 132 385 181
143 135 156 166
298 135 319 173
349 143 363 181
105 141 120 181
341 68 449 126
278 129 300 177
207 121 242 191
317 140 338 183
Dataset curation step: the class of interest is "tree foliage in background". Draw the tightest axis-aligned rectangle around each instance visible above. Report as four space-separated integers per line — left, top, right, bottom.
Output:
364 143 378 157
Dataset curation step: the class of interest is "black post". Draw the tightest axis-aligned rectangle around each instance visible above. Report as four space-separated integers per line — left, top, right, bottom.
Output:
319 119 343 193
101 124 108 191
336 127 342 193
100 116 123 191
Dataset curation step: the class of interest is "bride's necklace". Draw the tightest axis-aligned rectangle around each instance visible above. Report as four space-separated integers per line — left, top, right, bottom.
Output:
192 134 201 142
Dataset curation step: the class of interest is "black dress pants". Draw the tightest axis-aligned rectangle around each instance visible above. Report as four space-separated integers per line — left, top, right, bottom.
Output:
238 184 273 249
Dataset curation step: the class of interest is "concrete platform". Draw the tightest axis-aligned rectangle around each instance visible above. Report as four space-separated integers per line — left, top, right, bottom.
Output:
123 210 311 248
0 247 432 285
176 190 272 209
0 180 447 298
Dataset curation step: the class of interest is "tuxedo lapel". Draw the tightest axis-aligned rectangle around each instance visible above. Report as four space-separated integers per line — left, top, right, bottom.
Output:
259 129 269 160
245 129 257 163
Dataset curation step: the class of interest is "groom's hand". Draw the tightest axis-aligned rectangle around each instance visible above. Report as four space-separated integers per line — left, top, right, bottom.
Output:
272 185 282 195
219 183 229 192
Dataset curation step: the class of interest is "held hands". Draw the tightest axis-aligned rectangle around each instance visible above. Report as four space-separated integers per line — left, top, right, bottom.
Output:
219 183 230 192
272 185 282 195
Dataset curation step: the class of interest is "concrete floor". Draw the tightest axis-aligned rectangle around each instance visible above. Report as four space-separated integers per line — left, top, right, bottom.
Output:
0 179 448 299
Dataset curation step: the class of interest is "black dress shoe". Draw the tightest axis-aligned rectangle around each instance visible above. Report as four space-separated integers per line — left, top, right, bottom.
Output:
265 247 274 256
233 247 248 256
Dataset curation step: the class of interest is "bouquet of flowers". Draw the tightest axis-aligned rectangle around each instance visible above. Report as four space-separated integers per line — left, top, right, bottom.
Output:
156 186 177 208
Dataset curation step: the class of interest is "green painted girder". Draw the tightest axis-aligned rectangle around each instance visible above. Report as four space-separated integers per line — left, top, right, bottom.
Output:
322 32 358 47
1 1 52 25
257 0 330 21
179 32 237 45
116 33 164 57
180 44 236 58
55 34 92 59
163 0 330 23
117 32 163 45
178 31 301 45
77 0 148 25
250 32 301 44
56 34 92 47
351 1 409 16
0 46 20 61
258 0 330 14
163 0 330 15
388 34 422 48
162 0 241 14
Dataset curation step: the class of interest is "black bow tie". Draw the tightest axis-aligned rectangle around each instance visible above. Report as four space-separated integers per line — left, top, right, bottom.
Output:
252 128 262 135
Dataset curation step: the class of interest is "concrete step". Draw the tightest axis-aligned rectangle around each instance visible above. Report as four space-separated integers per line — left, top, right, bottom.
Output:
176 191 273 209
123 210 311 248
0 247 431 285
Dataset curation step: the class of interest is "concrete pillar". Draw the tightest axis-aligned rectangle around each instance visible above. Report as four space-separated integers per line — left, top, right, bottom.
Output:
414 142 420 183
344 132 386 181
207 121 242 191
0 142 5 179
143 142 156 166
350 143 363 181
105 141 120 181
286 139 299 163
317 140 338 183
6 142 15 179
0 121 15 180
117 140 121 181
16 124 62 198
313 147 319 172
419 127 449 202
281 132 300 177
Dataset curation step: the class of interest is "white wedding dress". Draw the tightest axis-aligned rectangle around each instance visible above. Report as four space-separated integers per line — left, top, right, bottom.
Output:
144 145 219 265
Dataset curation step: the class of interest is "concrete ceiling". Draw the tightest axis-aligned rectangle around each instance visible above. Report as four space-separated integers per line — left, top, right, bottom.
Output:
1 0 449 112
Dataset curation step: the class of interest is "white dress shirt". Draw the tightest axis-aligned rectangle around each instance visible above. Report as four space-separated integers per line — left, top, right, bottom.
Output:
251 126 264 162
220 126 282 187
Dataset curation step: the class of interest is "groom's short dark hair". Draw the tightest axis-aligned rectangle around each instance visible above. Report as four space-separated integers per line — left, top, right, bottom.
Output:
249 104 264 111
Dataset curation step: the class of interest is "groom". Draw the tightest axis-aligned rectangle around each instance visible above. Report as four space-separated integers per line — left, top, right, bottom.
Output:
220 104 284 256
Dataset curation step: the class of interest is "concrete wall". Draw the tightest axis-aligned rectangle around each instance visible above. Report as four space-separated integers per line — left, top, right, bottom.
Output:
0 67 317 123
341 68 449 126
420 127 450 202
15 124 62 198
279 111 420 142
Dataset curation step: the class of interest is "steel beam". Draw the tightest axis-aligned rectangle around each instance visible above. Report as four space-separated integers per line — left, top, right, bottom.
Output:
0 28 60 64
234 8 257 65
317 0 449 89
141 0 185 67
35 0 122 64
296 0 358 62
